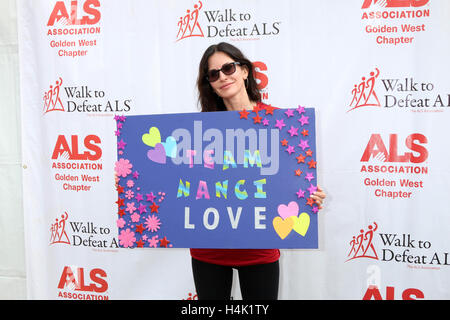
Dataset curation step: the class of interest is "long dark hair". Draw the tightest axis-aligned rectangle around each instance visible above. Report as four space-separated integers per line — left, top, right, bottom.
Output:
197 42 260 112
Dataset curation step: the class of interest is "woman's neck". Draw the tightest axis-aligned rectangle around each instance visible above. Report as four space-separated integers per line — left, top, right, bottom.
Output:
224 95 256 111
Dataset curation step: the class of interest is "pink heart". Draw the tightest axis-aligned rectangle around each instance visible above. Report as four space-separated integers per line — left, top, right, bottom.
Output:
277 201 299 220
147 143 166 164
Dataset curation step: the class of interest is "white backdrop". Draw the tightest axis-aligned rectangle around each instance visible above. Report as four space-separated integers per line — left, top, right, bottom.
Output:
12 0 450 299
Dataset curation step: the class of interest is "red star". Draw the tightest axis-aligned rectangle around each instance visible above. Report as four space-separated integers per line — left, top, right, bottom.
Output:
116 197 124 207
239 109 250 119
252 104 261 113
296 154 306 164
150 202 159 213
295 169 303 176
306 197 315 207
264 104 278 115
116 185 124 194
301 129 309 136
136 239 145 248
280 139 288 146
306 149 313 157
159 236 170 248
308 159 317 168
135 224 145 234
253 114 262 124
118 208 126 217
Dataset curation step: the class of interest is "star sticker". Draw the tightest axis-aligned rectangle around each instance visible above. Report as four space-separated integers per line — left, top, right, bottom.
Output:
132 171 139 179
135 224 145 234
159 236 170 248
301 129 309 136
138 203 147 214
118 115 126 122
252 105 261 113
312 206 319 214
275 119 286 130
286 145 295 155
264 105 277 115
287 126 299 137
298 115 309 126
116 197 124 207
136 239 145 248
295 169 303 176
296 188 305 198
150 202 159 213
280 139 288 146
296 105 305 114
114 130 121 137
284 109 294 118
298 139 310 150
262 118 269 126
135 193 143 202
305 172 315 182
239 109 250 119
308 159 317 169
117 185 124 194
117 122 123 129
296 154 306 164
306 197 315 207
305 149 313 157
146 192 156 202
117 139 127 150
114 115 120 121
308 184 318 195
118 208 126 217
253 114 262 124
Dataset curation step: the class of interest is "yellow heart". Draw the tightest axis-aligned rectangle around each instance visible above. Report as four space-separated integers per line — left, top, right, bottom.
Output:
272 216 294 240
290 212 310 236
142 127 161 147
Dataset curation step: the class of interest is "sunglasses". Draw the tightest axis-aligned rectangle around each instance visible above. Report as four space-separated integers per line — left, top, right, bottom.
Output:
206 62 241 82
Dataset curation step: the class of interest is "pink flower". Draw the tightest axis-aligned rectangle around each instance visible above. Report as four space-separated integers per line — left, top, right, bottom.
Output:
145 215 161 232
119 228 136 248
126 202 136 213
117 218 126 228
131 212 140 222
125 190 134 200
126 179 134 188
115 158 132 178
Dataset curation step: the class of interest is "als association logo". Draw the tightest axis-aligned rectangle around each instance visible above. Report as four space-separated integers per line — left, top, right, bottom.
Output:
50 212 71 245
176 1 204 41
360 0 430 46
348 68 450 113
175 1 281 42
253 61 269 102
47 0 102 57
42 77 132 115
346 222 379 262
348 68 381 112
57 265 109 300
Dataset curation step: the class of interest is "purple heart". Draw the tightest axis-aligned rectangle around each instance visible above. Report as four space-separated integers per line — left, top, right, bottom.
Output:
147 143 166 164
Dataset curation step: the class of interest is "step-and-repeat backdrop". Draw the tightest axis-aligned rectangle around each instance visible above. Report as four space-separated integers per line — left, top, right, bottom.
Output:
18 0 450 299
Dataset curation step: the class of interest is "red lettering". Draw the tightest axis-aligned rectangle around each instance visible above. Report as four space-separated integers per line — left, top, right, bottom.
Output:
47 0 100 26
52 135 102 160
406 133 428 163
362 0 429 9
402 288 425 300
84 135 102 161
253 61 268 90
363 286 425 300
90 268 108 293
360 134 388 162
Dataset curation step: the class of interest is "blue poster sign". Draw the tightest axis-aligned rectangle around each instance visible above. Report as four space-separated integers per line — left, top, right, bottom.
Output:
114 104 318 248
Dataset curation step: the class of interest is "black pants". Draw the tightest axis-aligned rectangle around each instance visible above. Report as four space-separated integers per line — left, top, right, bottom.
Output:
191 258 279 300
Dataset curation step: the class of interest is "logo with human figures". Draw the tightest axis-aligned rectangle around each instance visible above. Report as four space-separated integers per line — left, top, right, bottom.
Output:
44 77 65 114
348 68 381 112
346 222 379 261
176 1 204 41
50 211 71 245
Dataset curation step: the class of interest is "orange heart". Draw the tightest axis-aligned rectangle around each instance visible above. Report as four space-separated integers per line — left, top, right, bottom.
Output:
272 216 294 240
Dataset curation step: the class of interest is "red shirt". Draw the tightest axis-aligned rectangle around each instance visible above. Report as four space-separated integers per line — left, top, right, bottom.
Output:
190 248 280 267
191 102 280 267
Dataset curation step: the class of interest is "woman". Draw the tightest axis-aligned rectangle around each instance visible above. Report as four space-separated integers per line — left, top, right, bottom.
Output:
192 42 326 300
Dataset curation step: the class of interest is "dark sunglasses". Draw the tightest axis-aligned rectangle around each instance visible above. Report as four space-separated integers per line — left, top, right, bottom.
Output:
206 62 241 82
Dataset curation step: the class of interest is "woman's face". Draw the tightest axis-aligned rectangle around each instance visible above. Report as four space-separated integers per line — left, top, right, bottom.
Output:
207 51 248 102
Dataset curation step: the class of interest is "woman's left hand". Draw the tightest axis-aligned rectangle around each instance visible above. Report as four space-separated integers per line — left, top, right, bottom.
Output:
311 185 326 210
